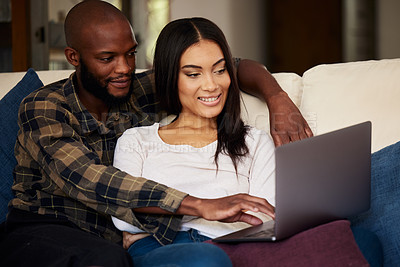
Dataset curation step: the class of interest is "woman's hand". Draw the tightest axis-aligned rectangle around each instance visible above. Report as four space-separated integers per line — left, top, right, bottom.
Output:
122 232 151 250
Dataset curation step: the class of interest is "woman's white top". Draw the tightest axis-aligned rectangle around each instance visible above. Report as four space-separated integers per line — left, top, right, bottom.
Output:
112 123 275 238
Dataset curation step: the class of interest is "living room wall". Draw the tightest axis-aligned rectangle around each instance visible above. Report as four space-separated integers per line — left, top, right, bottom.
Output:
2 0 400 72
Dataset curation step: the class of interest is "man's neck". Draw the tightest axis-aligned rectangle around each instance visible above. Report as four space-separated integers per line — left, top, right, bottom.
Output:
76 83 109 123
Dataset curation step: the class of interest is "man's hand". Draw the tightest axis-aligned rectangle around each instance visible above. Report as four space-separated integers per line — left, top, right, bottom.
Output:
178 194 275 226
236 59 313 146
134 194 274 225
268 91 313 146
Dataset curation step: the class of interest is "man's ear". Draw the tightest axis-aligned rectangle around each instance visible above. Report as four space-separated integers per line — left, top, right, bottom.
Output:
65 47 80 67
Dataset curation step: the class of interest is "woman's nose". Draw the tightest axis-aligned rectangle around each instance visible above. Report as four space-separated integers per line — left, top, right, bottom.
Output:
202 74 218 91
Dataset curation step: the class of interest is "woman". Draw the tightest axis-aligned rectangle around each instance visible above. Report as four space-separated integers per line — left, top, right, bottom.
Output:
112 17 275 259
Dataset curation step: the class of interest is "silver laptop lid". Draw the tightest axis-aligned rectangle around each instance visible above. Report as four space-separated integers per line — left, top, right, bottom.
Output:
274 121 371 240
212 121 371 243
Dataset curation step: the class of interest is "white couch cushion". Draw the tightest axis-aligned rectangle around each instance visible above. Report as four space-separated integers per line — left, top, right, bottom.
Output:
300 58 400 152
0 71 30 99
36 70 74 86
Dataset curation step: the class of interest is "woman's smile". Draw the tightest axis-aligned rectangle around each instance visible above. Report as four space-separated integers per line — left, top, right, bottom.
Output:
198 94 222 106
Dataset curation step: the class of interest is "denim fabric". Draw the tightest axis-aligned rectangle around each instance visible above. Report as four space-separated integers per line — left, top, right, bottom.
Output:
0 69 43 223
129 230 231 267
350 141 400 267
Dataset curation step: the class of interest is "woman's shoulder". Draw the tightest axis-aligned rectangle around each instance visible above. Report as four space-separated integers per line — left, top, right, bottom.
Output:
119 123 160 141
246 126 274 147
246 126 271 139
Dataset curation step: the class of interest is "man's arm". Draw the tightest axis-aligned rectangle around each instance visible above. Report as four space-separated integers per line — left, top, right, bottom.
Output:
16 91 186 219
123 193 275 249
236 59 313 146
135 193 275 225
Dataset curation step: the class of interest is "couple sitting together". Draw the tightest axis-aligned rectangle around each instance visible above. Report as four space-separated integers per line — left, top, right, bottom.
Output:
0 1 380 267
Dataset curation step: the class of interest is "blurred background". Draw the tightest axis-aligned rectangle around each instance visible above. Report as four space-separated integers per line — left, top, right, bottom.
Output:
0 0 399 75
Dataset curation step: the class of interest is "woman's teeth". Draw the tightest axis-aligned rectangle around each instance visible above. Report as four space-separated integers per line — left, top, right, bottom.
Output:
198 96 219 102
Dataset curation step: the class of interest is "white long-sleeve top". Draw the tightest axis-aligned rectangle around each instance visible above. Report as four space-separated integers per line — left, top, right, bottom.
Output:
112 123 275 238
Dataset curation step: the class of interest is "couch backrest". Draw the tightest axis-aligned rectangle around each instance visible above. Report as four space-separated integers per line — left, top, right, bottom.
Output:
300 58 400 152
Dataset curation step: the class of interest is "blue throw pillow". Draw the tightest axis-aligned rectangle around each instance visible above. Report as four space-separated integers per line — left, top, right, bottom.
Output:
0 68 43 223
350 141 400 267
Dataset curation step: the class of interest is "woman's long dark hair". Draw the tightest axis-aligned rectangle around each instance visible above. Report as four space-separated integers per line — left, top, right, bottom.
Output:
153 17 249 172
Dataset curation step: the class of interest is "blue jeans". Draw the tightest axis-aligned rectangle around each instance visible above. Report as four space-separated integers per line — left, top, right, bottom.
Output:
128 229 232 267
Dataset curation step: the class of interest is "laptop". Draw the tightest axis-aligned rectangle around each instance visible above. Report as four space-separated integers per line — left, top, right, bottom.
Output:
213 121 371 243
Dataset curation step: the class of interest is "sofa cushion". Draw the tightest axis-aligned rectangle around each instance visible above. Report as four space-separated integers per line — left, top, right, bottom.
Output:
36 69 74 86
350 141 400 267
300 58 400 153
207 220 368 266
0 68 43 223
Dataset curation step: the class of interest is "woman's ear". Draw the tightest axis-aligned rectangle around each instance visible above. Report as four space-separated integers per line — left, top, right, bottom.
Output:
64 47 80 67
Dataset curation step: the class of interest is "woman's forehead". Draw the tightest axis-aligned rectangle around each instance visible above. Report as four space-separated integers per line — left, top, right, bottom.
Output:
180 40 224 66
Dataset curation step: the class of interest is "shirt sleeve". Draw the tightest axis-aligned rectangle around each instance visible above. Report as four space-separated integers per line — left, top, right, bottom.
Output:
247 129 276 206
112 128 149 233
113 128 145 177
17 94 187 242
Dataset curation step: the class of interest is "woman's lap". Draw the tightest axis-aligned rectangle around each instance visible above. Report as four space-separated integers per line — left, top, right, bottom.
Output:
129 230 232 267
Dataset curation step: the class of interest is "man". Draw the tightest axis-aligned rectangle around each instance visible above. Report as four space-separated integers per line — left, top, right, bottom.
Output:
0 1 312 266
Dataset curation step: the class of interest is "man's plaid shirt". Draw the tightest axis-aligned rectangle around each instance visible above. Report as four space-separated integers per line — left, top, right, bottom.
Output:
10 70 187 245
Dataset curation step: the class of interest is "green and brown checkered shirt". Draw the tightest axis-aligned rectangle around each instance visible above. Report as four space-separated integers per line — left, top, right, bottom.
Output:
10 70 187 245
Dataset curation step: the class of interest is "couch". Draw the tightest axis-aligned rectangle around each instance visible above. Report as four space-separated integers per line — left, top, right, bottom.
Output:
1 58 400 266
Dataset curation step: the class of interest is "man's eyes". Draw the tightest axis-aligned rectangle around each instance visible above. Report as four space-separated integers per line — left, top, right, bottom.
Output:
97 55 112 62
99 51 137 62
127 50 137 57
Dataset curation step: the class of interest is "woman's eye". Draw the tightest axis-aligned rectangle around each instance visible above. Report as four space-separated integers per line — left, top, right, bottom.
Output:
186 73 200 78
215 68 226 74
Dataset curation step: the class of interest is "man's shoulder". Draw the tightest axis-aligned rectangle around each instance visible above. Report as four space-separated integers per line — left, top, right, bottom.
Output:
22 78 69 105
131 70 159 115
19 78 74 119
134 69 153 78
132 69 154 91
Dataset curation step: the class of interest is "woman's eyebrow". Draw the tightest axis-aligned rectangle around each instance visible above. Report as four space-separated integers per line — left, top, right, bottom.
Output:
181 58 226 69
181 64 201 69
213 58 225 66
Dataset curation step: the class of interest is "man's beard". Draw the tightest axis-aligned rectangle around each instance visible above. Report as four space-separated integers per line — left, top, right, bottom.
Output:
79 59 134 107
